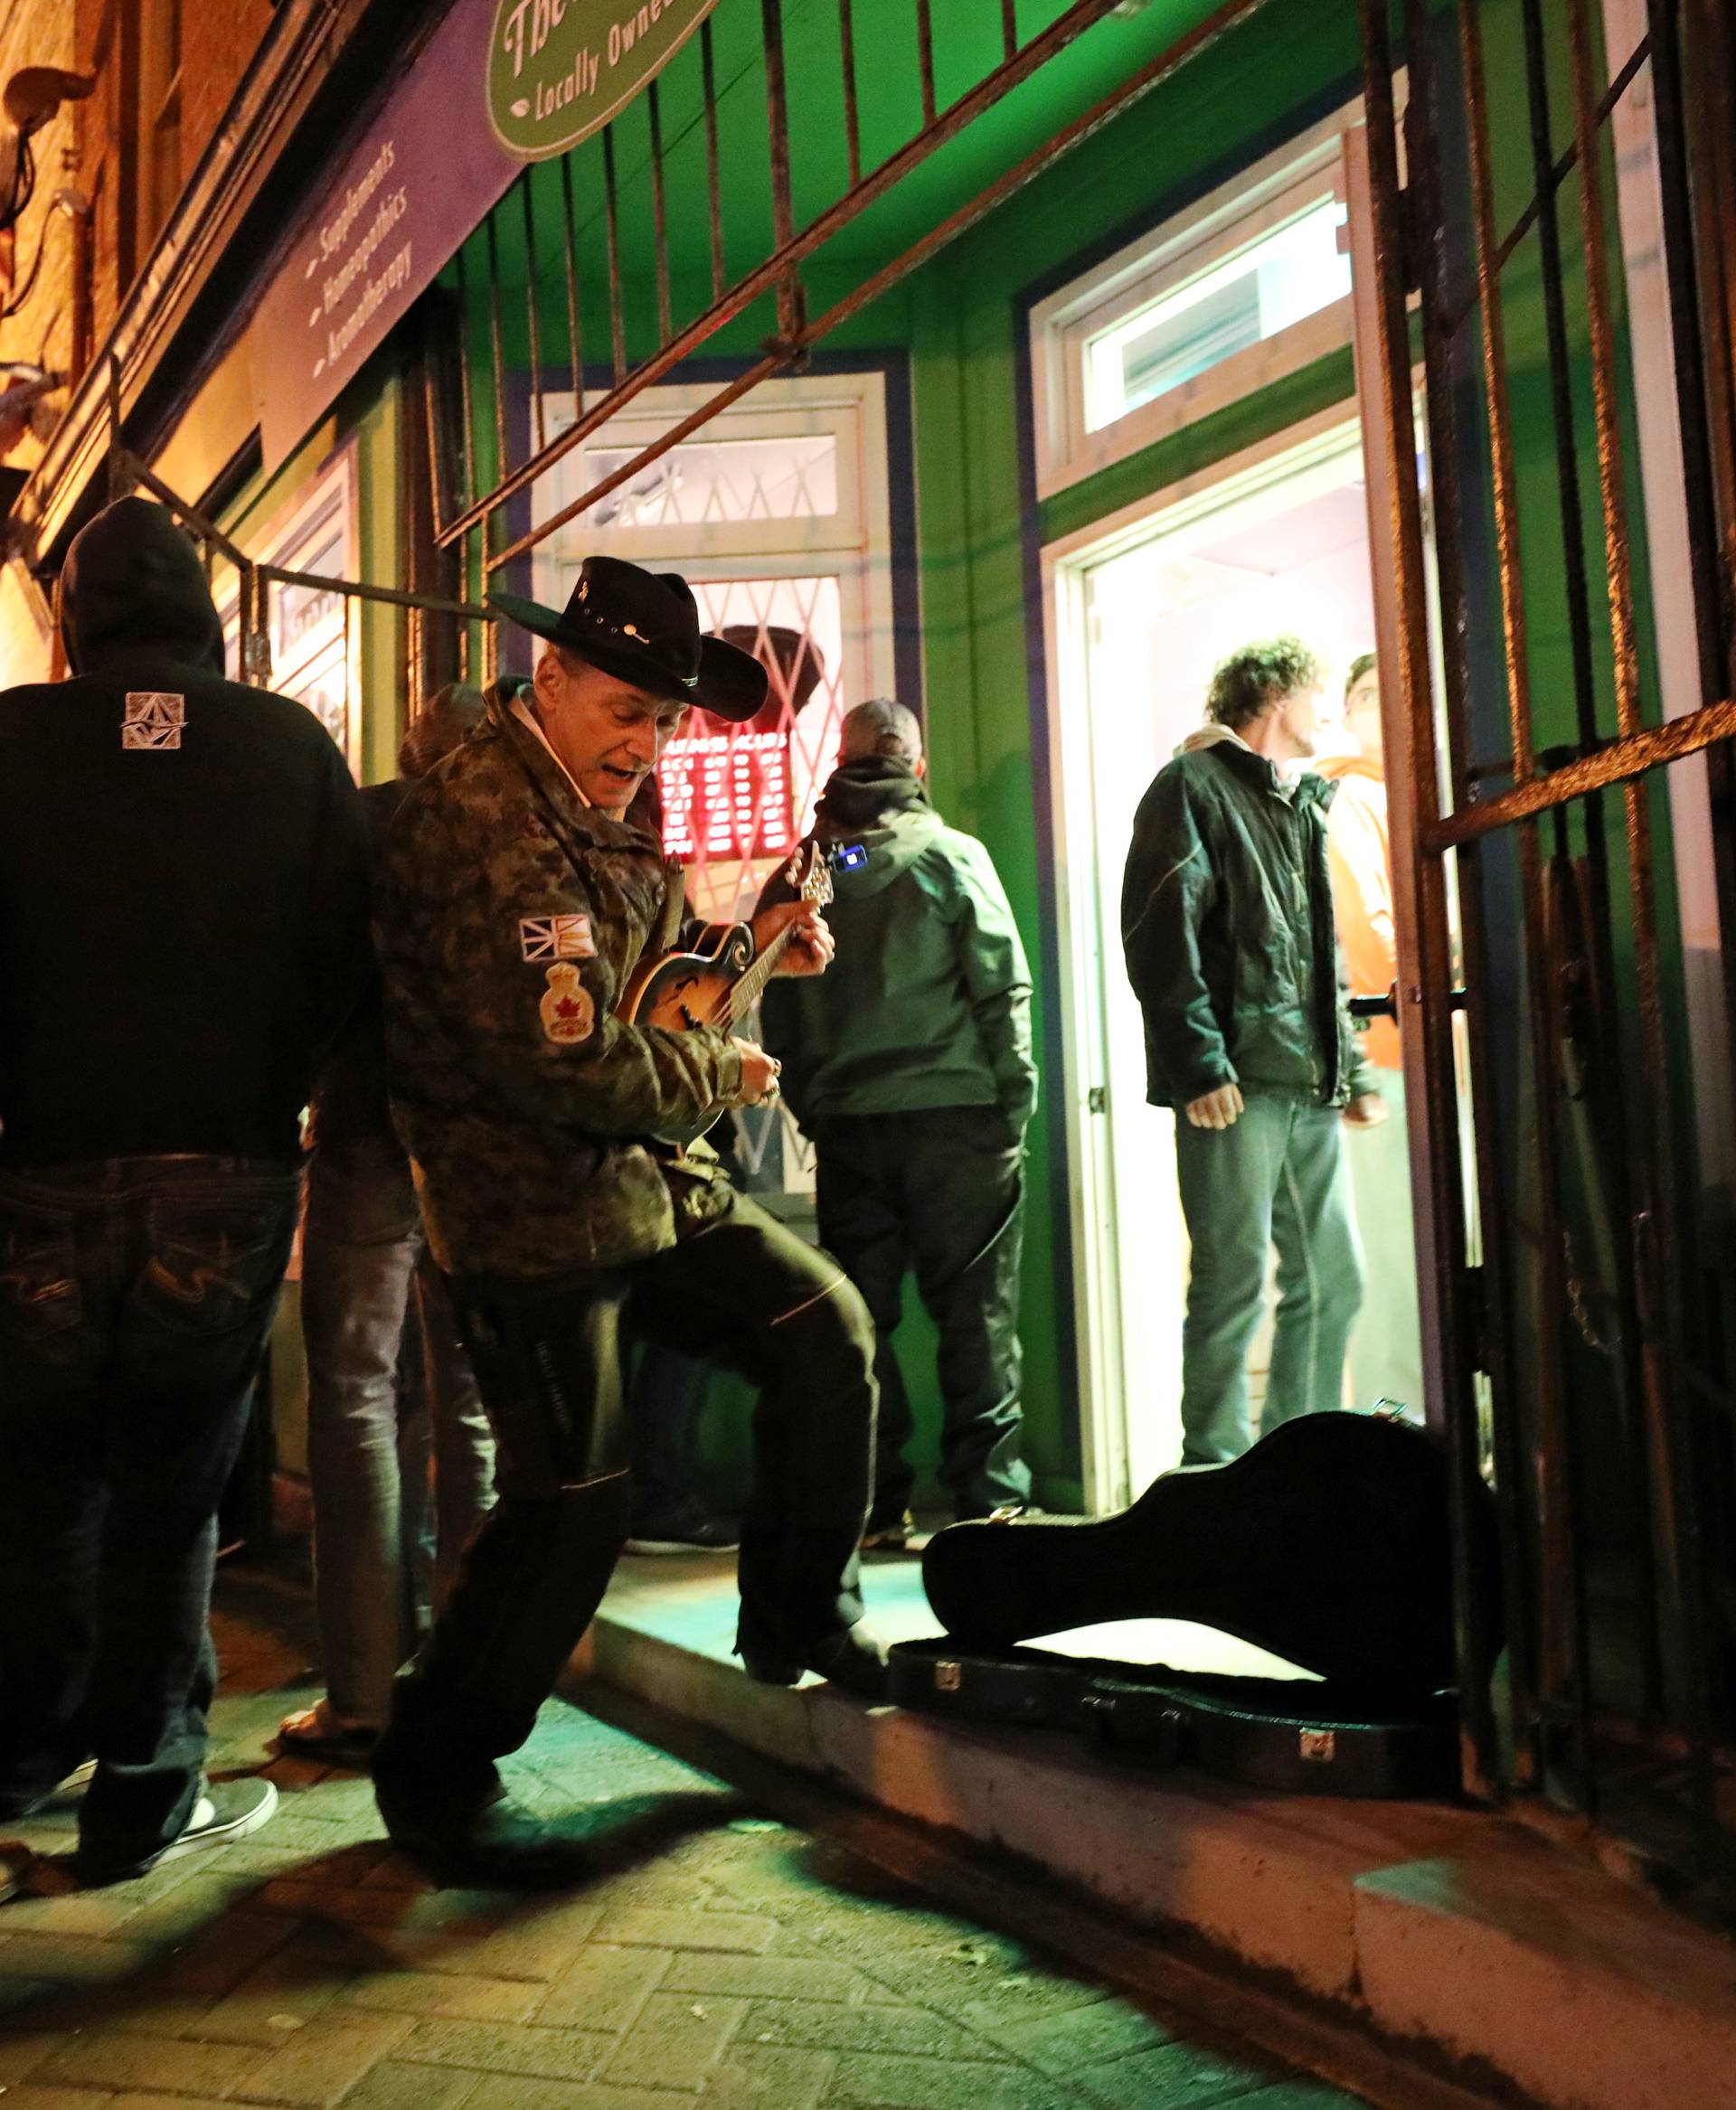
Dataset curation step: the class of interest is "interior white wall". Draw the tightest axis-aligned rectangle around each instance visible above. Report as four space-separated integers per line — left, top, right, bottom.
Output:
1075 455 1379 1493
1598 0 1735 1202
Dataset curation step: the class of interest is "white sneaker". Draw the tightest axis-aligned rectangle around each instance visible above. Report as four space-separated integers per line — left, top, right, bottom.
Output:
65 1776 279 1889
154 1777 278 1868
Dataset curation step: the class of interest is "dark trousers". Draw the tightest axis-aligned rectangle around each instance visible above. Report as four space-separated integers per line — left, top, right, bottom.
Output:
814 1107 1030 1522
625 1337 712 1524
0 1156 299 1870
372 1184 874 1792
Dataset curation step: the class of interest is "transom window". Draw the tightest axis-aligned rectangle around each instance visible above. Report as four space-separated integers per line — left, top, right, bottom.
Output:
1084 195 1352 433
1031 108 1367 498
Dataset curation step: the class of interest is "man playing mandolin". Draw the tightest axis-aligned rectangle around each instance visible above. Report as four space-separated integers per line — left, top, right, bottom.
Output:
371 555 883 1883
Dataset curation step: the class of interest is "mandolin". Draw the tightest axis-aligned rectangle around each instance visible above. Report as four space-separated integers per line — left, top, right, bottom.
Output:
616 841 833 1039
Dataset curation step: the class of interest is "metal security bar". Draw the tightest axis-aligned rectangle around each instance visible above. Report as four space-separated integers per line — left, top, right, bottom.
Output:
107 368 495 716
1358 0 1736 1908
421 0 1278 585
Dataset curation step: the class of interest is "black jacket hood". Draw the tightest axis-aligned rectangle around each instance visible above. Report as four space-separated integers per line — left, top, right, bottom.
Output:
59 496 226 677
814 755 932 833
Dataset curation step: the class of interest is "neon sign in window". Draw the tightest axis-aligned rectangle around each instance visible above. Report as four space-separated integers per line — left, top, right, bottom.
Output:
658 729 794 866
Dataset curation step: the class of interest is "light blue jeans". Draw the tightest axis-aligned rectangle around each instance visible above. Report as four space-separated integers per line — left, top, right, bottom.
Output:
299 1140 495 1729
1174 1088 1363 1465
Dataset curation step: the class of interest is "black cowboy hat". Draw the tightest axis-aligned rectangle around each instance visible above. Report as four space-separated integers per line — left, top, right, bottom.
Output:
490 556 768 721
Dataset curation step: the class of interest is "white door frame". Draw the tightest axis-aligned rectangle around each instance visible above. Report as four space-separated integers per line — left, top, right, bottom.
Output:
1040 404 1367 1515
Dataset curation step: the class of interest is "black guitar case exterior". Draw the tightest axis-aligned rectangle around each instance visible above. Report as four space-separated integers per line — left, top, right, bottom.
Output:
886 1640 1460 1798
895 1411 1495 1799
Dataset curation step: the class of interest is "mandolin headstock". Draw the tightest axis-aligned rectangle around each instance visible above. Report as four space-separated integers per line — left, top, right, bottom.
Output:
785 842 835 911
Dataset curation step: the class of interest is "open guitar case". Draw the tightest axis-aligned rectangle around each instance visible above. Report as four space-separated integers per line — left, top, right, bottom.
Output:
888 1410 1500 1799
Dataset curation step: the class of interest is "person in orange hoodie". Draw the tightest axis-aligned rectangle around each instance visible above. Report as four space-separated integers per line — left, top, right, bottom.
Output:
1315 654 1423 1418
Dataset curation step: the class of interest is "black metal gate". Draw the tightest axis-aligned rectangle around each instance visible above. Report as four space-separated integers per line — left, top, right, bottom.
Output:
1355 0 1736 1915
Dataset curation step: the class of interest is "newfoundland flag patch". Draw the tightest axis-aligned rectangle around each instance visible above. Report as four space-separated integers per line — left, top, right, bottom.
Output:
520 914 598 962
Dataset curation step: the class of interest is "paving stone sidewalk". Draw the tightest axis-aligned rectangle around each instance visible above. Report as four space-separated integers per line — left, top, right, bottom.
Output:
0 1564 1368 2110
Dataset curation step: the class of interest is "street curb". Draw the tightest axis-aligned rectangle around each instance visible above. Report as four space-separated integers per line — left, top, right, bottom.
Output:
577 1606 1736 2110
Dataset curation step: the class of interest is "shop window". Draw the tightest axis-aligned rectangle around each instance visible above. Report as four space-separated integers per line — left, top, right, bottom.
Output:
1029 107 1363 498
214 451 362 774
121 0 183 281
531 374 894 925
530 373 899 1193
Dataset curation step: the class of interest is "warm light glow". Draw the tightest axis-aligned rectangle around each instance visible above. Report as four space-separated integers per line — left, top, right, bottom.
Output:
1086 197 1352 432
657 728 793 864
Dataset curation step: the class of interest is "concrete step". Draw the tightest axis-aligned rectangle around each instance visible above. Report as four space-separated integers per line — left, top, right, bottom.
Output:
579 1562 1736 2110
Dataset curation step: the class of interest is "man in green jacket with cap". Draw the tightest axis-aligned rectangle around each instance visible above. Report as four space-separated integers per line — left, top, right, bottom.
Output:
760 699 1036 1547
1121 636 1385 1469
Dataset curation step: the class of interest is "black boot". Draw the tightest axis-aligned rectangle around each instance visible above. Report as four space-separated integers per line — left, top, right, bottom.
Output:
740 1621 890 1701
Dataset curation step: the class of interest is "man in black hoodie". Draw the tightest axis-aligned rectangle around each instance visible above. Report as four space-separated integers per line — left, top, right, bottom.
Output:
760 700 1037 1546
0 497 373 1893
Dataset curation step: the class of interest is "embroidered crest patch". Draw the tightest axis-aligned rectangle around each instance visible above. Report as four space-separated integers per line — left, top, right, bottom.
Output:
539 962 596 1044
520 914 597 962
122 692 186 749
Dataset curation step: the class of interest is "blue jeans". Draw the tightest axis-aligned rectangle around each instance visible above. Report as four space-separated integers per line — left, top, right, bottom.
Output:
0 1155 299 1870
300 1141 495 1728
1174 1090 1363 1465
1343 1068 1423 1417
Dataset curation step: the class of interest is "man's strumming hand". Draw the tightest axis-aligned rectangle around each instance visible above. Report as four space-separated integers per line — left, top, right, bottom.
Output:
732 1041 782 1106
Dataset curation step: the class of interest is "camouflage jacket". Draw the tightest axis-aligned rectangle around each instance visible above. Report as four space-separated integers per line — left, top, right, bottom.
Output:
377 693 744 1278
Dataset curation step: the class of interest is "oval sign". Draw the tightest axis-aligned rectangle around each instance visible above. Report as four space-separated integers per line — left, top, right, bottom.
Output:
488 0 722 160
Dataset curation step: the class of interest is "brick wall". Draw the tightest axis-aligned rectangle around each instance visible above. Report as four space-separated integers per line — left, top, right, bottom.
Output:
0 0 279 680
72 0 279 360
74 0 118 359
0 0 82 475
0 0 81 678
179 0 275 189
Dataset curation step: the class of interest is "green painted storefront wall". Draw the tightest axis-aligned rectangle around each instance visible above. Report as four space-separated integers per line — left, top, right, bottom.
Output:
448 0 1698 1523
895 0 1364 1502
455 0 1369 1510
444 0 1242 380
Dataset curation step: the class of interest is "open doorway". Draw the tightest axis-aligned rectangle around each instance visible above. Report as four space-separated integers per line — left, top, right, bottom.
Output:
1046 417 1423 1511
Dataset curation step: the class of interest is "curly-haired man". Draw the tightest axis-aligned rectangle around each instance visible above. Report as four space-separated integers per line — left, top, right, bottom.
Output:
1121 636 1385 1465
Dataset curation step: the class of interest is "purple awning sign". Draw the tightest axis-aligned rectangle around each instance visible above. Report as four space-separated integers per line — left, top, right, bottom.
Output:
252 0 516 471
252 0 728 471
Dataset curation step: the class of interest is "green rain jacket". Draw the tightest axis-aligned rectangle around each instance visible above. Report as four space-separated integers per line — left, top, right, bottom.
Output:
377 692 745 1279
1120 726 1375 1112
758 758 1037 1136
